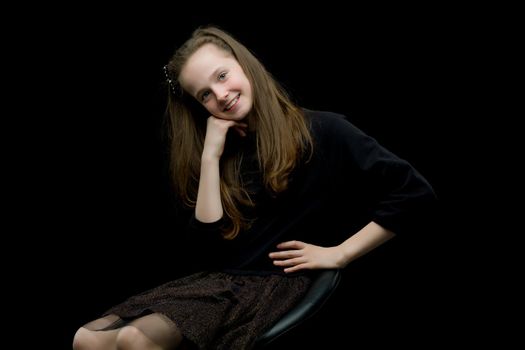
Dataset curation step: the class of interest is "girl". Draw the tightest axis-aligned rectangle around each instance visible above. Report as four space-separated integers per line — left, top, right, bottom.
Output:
73 25 436 349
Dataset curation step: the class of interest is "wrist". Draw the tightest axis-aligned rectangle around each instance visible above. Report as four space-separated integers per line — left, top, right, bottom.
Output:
337 243 355 268
201 154 220 164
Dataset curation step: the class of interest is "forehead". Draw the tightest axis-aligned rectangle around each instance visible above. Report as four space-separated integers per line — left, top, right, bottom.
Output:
179 44 235 90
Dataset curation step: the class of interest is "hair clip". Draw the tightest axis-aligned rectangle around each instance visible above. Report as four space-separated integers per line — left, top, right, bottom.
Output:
163 65 182 96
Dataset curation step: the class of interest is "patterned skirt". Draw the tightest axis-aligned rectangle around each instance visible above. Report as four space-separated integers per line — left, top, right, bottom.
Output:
103 271 312 349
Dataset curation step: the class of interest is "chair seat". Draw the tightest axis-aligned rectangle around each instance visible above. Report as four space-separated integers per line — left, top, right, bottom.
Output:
255 269 341 347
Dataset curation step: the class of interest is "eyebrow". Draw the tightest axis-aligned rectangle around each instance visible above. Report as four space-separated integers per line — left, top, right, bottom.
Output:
193 66 225 98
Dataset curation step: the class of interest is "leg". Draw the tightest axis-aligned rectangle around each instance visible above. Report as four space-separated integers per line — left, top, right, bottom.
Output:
72 314 122 349
73 313 188 350
115 313 185 350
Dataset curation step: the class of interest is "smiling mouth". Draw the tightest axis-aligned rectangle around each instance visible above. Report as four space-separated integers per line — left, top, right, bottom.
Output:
224 94 240 111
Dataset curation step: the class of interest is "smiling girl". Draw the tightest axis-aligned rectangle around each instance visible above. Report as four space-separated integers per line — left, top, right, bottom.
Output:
73 25 436 350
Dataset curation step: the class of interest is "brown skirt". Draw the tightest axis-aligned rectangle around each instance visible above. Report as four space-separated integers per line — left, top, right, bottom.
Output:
103 271 312 349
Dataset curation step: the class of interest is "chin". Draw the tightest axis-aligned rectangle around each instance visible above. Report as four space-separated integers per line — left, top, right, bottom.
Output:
235 110 249 120
237 103 252 120
222 107 249 121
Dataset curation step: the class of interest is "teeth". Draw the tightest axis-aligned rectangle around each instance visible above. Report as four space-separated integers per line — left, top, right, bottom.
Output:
225 95 239 110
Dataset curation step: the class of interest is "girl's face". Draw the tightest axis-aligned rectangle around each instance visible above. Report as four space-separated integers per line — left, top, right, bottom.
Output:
179 43 253 121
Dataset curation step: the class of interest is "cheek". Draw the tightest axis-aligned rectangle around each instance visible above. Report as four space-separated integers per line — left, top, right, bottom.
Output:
232 74 248 89
202 101 215 114
241 78 252 95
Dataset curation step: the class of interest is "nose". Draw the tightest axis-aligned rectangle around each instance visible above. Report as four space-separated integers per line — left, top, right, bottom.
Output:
213 86 229 102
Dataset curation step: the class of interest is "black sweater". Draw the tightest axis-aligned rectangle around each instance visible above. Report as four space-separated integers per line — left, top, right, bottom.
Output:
182 109 436 275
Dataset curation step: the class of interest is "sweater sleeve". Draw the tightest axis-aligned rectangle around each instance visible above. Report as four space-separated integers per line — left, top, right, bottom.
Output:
172 202 227 272
324 113 437 235
185 213 226 242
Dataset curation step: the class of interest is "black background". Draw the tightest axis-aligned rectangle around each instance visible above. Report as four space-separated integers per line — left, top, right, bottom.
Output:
10 4 499 348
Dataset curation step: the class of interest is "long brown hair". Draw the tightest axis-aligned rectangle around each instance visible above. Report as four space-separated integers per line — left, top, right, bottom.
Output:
164 26 313 239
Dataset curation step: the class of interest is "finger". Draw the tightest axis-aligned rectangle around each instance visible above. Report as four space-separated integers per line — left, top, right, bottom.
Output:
210 116 235 127
284 263 310 273
233 126 247 137
268 251 301 259
273 257 306 267
276 241 305 250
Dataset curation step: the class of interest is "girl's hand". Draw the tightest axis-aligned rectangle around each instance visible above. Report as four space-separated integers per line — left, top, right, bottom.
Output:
269 240 346 273
202 116 247 160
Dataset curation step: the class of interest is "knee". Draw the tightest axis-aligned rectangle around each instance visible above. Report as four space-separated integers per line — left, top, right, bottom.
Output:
115 326 151 350
72 327 95 350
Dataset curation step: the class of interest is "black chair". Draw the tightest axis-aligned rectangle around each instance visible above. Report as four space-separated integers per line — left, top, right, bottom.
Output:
254 269 342 348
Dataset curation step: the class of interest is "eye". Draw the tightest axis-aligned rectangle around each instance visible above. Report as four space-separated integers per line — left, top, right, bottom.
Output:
201 91 210 101
218 71 227 80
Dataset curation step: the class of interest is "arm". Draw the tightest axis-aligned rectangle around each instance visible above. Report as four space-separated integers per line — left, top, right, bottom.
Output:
195 156 222 222
269 221 395 273
195 116 247 223
270 113 435 273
